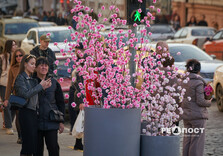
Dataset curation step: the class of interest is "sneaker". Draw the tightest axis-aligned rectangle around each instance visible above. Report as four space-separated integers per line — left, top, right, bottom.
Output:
74 144 83 151
17 138 22 144
73 146 83 152
6 128 14 135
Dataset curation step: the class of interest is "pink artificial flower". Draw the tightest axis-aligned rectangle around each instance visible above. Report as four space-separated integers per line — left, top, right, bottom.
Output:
103 18 108 22
54 60 59 65
109 5 115 10
153 0 157 3
138 0 143 3
65 94 69 99
54 42 58 46
59 78 64 82
77 93 82 98
101 6 105 10
53 70 57 75
67 68 71 73
150 5 155 9
46 33 51 36
71 102 76 108
72 77 76 82
68 26 72 30
157 8 161 13
138 9 142 13
85 7 90 12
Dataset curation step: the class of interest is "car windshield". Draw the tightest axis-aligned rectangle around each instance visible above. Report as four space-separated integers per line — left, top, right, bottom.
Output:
147 25 174 33
169 45 213 62
191 29 215 36
56 58 74 78
5 23 39 35
38 29 76 43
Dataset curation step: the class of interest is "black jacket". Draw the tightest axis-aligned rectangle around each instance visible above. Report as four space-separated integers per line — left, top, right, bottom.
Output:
30 46 56 76
36 77 65 130
68 70 84 111
14 72 43 110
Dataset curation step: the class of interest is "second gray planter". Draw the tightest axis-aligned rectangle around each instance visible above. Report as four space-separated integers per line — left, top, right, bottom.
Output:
140 135 180 156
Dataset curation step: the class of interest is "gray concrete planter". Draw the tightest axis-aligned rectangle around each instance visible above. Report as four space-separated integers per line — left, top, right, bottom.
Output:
140 135 180 156
84 106 141 156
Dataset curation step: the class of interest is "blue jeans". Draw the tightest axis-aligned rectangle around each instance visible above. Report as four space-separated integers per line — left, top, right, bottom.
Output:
0 85 15 128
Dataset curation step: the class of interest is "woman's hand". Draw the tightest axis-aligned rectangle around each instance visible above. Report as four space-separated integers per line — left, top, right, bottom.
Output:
79 103 84 110
59 123 64 134
3 100 8 107
40 78 52 89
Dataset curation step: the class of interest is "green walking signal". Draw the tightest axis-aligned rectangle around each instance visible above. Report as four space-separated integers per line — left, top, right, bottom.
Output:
134 11 141 22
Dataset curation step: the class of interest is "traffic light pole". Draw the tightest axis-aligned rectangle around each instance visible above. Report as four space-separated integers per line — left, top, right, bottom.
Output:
129 25 136 87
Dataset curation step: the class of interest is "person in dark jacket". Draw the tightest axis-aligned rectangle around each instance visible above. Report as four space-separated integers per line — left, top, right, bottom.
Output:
30 34 56 77
198 14 208 26
186 16 197 26
68 45 84 151
34 57 65 156
56 12 66 25
14 54 51 156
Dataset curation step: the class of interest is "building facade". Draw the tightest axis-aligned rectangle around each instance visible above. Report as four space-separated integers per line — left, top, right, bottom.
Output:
172 0 223 29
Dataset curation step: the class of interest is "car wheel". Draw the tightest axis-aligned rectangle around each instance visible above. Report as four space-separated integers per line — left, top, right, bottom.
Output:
216 84 223 112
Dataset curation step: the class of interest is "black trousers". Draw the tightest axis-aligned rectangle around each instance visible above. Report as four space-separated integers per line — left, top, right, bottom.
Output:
36 130 59 156
19 108 38 155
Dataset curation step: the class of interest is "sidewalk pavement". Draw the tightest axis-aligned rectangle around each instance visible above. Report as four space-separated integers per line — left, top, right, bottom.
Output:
0 114 83 156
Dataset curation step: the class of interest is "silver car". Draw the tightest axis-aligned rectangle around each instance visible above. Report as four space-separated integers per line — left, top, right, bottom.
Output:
167 26 216 49
21 26 76 54
146 24 175 41
146 43 223 82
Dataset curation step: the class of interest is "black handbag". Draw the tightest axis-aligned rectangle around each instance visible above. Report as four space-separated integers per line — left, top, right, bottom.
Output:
9 95 27 108
49 109 64 122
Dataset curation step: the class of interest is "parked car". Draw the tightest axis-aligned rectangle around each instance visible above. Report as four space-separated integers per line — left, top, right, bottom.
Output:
167 26 216 49
213 65 223 112
38 21 57 27
136 43 223 82
0 16 39 53
203 29 223 60
146 24 175 41
21 26 76 54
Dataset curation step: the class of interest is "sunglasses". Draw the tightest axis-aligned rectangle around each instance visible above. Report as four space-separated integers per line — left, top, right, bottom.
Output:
26 54 36 60
16 54 23 58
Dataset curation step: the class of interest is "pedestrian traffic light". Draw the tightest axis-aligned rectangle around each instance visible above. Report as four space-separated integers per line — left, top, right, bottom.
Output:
127 0 146 25
130 10 145 24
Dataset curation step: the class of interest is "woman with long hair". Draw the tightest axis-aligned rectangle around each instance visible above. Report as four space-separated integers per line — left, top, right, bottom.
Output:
0 40 17 134
186 16 197 26
4 48 25 143
14 54 51 156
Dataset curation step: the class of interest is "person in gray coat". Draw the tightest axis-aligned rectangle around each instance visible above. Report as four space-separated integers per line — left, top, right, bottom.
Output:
181 59 212 156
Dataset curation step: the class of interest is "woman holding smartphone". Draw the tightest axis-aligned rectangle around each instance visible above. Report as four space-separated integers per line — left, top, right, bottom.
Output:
14 54 51 156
